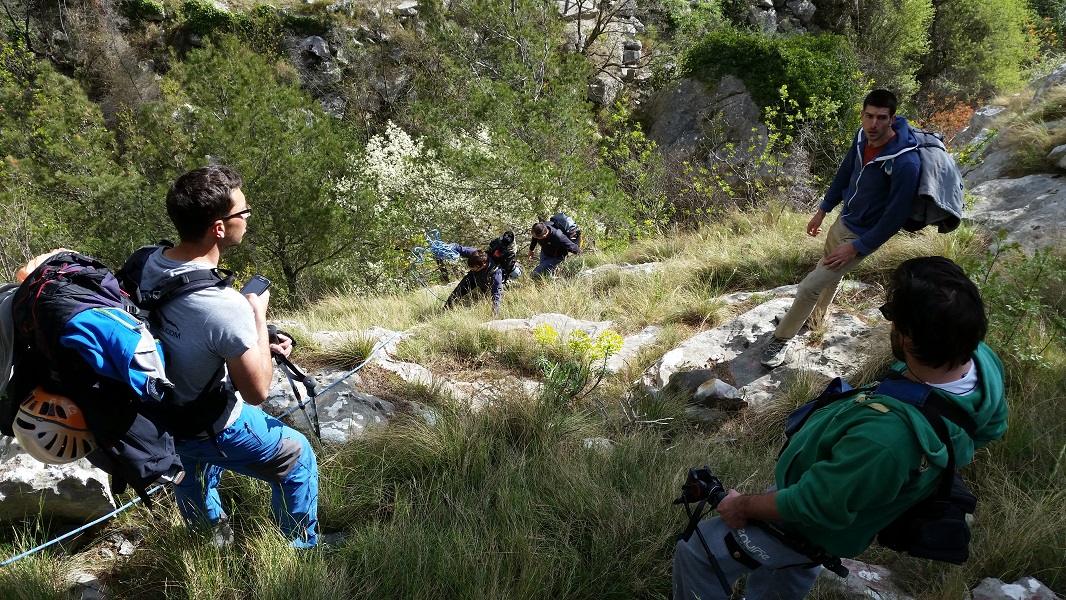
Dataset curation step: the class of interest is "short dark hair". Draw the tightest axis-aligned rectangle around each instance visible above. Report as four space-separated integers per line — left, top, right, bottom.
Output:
863 89 898 116
531 222 549 237
885 256 986 369
166 165 244 242
467 249 489 269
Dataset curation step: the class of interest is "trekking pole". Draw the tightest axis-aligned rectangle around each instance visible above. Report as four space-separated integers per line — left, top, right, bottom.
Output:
268 325 321 441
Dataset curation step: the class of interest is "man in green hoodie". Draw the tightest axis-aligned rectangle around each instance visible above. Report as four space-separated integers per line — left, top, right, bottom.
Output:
673 256 1007 600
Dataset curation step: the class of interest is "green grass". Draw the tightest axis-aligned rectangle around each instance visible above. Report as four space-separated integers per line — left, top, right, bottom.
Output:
6 208 1065 598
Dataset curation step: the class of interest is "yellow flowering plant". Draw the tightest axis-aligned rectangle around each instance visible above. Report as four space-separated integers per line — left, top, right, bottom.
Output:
531 323 624 409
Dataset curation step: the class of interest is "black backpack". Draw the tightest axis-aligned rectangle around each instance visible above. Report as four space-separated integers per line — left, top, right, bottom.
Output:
487 231 518 278
116 242 237 440
549 213 582 245
2 247 232 502
782 372 979 564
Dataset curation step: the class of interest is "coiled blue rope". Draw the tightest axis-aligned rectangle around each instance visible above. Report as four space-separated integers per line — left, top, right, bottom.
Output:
1 485 162 568
408 229 458 303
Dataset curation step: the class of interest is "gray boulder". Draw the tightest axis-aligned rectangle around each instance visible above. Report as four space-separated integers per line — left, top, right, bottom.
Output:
662 369 745 409
971 576 1061 600
818 559 911 600
966 174 1066 252
0 439 114 523
577 261 664 278
643 294 883 408
954 105 1007 148
643 76 766 162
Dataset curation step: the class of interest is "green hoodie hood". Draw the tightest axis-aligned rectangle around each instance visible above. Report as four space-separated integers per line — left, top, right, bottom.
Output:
880 342 1008 470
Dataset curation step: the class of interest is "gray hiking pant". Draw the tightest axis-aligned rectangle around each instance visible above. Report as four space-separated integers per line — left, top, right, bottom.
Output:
672 516 822 600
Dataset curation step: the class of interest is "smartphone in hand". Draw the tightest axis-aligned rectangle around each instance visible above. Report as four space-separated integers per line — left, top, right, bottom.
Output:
240 274 271 295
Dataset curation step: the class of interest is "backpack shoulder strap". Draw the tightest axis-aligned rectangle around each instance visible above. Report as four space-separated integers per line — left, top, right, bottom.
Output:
118 242 234 309
874 372 978 500
142 269 234 309
779 377 870 456
875 371 978 435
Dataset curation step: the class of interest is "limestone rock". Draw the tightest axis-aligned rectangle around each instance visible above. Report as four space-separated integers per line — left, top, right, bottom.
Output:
604 325 662 374
0 439 114 523
818 559 912 600
954 105 1007 148
971 576 1061 600
643 76 765 162
966 174 1066 252
483 313 615 340
643 296 883 408
577 261 664 278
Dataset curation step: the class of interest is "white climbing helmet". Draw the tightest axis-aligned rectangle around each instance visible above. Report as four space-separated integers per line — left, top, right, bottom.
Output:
12 387 96 464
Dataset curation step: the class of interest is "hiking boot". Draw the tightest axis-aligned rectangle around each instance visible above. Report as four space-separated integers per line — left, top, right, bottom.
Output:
761 336 791 369
210 519 234 549
319 532 349 548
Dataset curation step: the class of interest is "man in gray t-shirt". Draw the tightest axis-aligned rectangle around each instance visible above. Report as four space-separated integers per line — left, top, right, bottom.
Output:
137 165 319 548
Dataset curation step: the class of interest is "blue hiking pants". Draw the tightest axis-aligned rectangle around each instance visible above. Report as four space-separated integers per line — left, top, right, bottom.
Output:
174 404 319 547
531 253 565 278
673 516 821 600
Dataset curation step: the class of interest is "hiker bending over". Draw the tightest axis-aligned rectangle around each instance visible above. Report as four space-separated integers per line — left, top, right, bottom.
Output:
443 244 503 316
527 221 581 279
674 256 1007 600
762 89 920 369
132 165 319 548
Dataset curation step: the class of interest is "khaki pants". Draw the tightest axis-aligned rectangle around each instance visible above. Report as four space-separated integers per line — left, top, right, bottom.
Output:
775 218 865 339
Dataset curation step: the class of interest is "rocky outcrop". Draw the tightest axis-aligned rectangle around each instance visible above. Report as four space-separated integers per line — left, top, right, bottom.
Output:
0 439 114 523
967 175 1066 252
644 76 765 161
972 576 1062 600
960 61 1066 252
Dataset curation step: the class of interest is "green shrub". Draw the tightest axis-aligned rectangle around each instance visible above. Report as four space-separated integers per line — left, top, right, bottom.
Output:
282 11 329 35
681 29 862 123
918 0 1029 101
852 0 933 100
181 0 237 36
119 0 166 21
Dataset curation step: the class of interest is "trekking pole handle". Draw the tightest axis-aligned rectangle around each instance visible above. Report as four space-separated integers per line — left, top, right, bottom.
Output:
267 324 280 345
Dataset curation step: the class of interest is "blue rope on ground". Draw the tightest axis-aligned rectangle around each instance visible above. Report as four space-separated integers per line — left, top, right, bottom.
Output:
409 269 447 303
1 485 162 568
277 331 403 419
407 229 459 303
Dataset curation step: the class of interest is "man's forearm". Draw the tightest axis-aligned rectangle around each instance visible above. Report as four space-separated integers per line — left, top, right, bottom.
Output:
717 490 784 529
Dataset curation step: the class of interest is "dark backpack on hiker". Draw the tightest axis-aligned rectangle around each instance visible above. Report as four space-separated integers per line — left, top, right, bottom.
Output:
2 250 182 502
549 213 582 246
487 231 518 279
116 242 237 441
881 127 965 234
782 372 979 564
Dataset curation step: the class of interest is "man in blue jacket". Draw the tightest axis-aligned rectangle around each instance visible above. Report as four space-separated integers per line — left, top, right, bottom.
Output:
527 221 582 279
762 89 920 369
